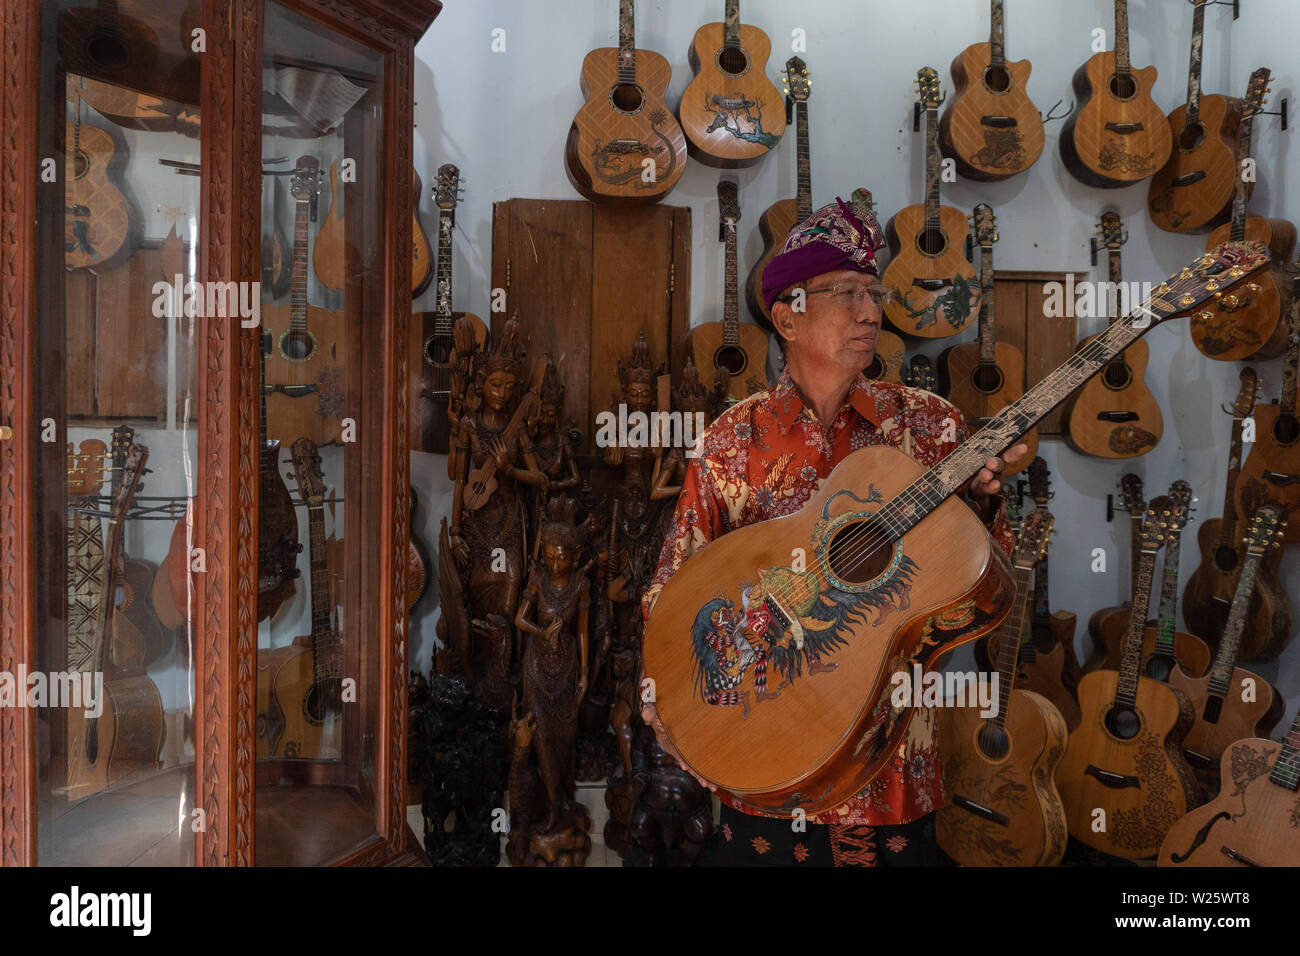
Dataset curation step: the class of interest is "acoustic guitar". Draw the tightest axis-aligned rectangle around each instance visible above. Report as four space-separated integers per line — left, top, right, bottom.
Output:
688 180 769 403
677 0 784 167
939 204 1037 477
1085 473 1144 665
938 0 1044 181
1063 212 1162 459
419 164 488 454
1191 69 1293 361
641 242 1269 814
1169 504 1286 784
263 156 347 446
936 509 1069 866
1183 368 1292 659
746 56 811 333
564 0 687 203
1146 2 1247 234
882 68 981 339
312 159 346 291
1158 706 1300 867
1057 500 1201 860
1058 0 1171 188
1235 276 1300 551
65 82 139 273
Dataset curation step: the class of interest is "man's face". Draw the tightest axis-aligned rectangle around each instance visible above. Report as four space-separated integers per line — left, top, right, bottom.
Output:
772 268 883 375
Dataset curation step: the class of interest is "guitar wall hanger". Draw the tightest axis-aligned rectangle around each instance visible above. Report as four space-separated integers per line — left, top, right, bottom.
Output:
1038 99 1073 125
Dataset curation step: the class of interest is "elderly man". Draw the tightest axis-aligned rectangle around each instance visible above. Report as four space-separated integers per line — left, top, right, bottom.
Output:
640 197 1026 866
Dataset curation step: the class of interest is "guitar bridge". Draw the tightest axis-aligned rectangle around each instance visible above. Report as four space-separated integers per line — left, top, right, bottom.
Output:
1263 471 1300 488
763 594 804 649
1172 170 1207 187
912 277 953 291
953 794 1010 827
1105 121 1144 134
1096 411 1139 423
979 115 1018 128
1084 765 1140 789
266 383 318 398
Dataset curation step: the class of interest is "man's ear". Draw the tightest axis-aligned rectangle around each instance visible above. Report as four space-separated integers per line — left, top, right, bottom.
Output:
770 300 797 348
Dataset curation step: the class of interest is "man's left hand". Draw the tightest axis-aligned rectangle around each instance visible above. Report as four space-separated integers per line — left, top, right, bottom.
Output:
968 443 1030 515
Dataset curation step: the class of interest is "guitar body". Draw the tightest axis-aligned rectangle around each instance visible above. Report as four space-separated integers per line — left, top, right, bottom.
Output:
864 330 905 384
260 223 292 300
110 557 169 668
686 320 770 402
1236 402 1300 546
1167 663 1278 781
642 444 1016 815
417 309 488 455
65 122 139 272
881 204 981 338
987 627 1082 731
1062 335 1162 458
1158 737 1298 866
1059 671 1199 858
1059 53 1171 188
936 685 1068 866
1191 221 1295 361
939 44 1043 181
1092 622 1211 679
268 644 343 760
564 49 687 203
938 341 1038 476
63 674 165 798
262 302 348 445
255 642 307 758
1147 96 1245 234
1183 516 1291 659
313 161 346 291
745 197 798 331
678 22 785 168
257 440 301 623
412 169 434 297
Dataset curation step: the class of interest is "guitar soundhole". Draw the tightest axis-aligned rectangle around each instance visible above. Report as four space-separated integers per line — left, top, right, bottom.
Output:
1144 654 1172 683
826 518 893 585
1274 415 1300 446
717 47 749 77
73 149 89 179
865 356 884 380
304 678 343 726
977 723 1010 760
983 65 1012 94
713 344 748 377
1179 122 1206 151
917 228 948 257
1109 73 1137 101
972 365 1004 395
279 329 318 363
424 334 453 369
611 83 645 114
1212 545 1239 573
1105 704 1141 740
1101 361 1132 390
88 29 130 70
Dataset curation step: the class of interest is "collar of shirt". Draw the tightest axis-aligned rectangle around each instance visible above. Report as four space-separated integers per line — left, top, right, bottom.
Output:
767 367 891 435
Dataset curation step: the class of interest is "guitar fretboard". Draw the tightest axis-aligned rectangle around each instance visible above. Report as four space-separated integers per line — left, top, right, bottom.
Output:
1281 289 1299 420
795 99 812 220
1184 1 1207 127
1268 710 1300 791
290 194 310 334
989 0 1006 69
724 0 741 48
923 102 942 231
1216 405 1248 554
617 0 636 84
1116 540 1159 708
435 211 454 334
1114 0 1132 78
991 563 1035 730
1152 527 1184 658
977 243 997 366
1229 104 1259 244
1208 546 1262 696
723 218 739 345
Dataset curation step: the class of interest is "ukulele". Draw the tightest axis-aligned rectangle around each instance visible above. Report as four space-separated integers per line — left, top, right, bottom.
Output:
105 426 168 671
1183 368 1292 658
938 0 1044 181
1192 69 1293 361
65 80 139 272
419 164 488 454
642 242 1270 814
564 0 687 203
1064 212 1162 458
938 204 1037 477
851 189 905 385
263 156 347 446
882 68 981 339
1058 0 1171 188
1158 697 1300 867
746 56 811 333
677 0 785 167
312 159 345 291
1169 505 1287 783
411 167 435 297
936 509 1069 866
1085 472 1144 666
1147 1 1248 234
1057 501 1201 859
1235 276 1300 550
688 180 769 403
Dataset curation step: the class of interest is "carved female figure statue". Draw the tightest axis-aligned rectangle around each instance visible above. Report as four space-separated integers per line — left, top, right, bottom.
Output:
649 353 725 503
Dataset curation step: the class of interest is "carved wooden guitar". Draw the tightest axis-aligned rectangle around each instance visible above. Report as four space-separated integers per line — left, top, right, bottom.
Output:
643 242 1269 815
938 0 1044 181
1059 0 1171 188
882 68 981 338
936 510 1069 866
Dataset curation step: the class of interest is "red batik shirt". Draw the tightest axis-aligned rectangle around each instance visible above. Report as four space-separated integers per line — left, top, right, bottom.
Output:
642 368 1015 827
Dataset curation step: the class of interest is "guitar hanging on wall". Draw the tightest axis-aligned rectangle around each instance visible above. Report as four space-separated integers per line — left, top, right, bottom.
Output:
852 188 905 385
65 79 140 273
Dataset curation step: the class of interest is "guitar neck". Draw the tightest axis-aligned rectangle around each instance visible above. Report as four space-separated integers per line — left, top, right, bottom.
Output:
290 195 310 334
723 221 739 344
795 99 812 220
1216 417 1246 552
977 245 997 365
1105 248 1125 374
990 563 1035 729
1129 514 1143 594
989 0 1007 69
1207 548 1263 696
1152 530 1183 657
1269 710 1300 791
924 104 942 230
1184 1 1206 127
1114 0 1132 78
1282 300 1299 420
435 209 454 335
1229 106 1258 243
1116 544 1159 707
305 500 335 681
1031 545 1050 626
724 0 741 49
617 0 636 84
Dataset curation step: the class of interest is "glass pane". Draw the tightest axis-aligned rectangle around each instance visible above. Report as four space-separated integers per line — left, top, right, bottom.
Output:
253 0 385 866
35 0 201 866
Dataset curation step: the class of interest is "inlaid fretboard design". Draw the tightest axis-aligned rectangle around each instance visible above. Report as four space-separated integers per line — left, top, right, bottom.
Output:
1269 711 1300 791
1116 535 1160 709
1114 0 1132 78
618 0 636 84
1184 1 1207 127
989 0 1006 69
991 563 1035 729
724 0 741 48
977 243 997 366
290 192 311 334
1207 545 1262 696
795 98 812 220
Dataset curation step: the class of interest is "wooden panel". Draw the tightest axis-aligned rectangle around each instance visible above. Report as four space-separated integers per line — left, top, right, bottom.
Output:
64 271 96 416
993 270 1082 437
93 248 168 419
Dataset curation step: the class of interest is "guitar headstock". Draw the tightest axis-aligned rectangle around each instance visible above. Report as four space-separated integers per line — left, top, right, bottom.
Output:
291 155 320 202
782 56 810 102
1140 496 1173 550
114 443 148 517
850 188 876 221
1233 367 1259 418
435 163 462 212
717 180 740 230
1119 473 1145 516
906 354 937 392
972 203 998 248
1241 67 1272 118
1099 210 1126 250
67 439 108 496
1165 241 1271 321
1244 503 1286 556
1165 480 1194 534
1013 509 1054 569
916 67 943 109
290 437 326 503
1027 456 1050 507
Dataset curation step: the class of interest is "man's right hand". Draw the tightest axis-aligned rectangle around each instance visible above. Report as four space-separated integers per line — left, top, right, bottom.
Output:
641 703 717 793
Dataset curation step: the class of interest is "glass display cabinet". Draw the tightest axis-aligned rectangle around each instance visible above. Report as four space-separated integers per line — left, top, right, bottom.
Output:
0 0 440 866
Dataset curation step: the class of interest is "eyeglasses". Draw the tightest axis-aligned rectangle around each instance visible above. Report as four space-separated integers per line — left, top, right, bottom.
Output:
786 282 893 311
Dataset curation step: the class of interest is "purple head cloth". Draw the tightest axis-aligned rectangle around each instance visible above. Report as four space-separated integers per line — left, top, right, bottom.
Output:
761 196 887 311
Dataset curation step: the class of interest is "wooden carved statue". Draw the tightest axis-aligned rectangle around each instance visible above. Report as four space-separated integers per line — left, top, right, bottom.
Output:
603 330 664 489
529 358 580 560
649 352 727 503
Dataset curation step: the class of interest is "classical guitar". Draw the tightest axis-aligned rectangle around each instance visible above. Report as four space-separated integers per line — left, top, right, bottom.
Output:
688 180 769 403
1057 501 1201 860
936 510 1069 867
564 0 687 203
1085 472 1144 664
746 56 811 332
65 81 139 273
938 0 1044 181
677 0 785 167
882 68 981 339
642 242 1269 815
419 164 488 454
105 426 168 671
1147 1 1247 234
312 159 345 291
939 204 1037 477
411 167 434 297
1169 504 1286 784
1058 0 1171 188
1064 212 1162 458
1158 706 1300 867
263 156 347 446
1235 278 1300 550
1192 69 1293 361
1183 368 1292 658
851 187 905 385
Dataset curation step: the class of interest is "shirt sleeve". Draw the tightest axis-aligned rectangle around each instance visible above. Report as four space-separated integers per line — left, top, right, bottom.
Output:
640 451 727 621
